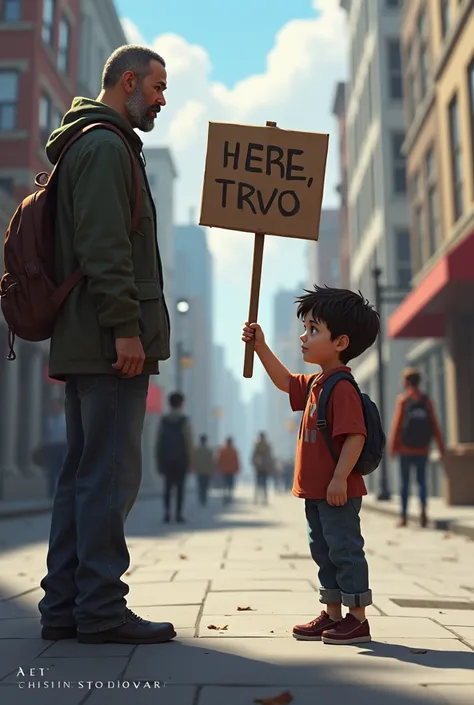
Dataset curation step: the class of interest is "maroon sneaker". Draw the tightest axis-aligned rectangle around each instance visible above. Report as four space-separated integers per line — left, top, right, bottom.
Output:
292 611 341 641
322 614 371 645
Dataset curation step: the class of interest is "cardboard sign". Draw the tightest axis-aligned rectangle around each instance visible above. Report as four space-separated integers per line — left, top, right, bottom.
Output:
199 122 329 240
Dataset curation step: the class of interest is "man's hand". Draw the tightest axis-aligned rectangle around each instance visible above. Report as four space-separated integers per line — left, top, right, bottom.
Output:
326 477 348 507
112 336 146 378
242 322 266 352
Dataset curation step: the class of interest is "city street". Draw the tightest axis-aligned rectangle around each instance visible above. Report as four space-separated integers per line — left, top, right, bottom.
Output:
0 484 473 705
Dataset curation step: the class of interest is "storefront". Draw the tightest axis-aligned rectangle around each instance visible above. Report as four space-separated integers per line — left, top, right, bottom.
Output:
388 227 474 504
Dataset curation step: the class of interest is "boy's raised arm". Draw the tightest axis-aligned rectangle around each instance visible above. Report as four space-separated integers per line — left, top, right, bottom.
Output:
242 322 291 393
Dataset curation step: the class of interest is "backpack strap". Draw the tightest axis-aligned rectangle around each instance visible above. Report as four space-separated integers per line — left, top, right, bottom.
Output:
49 122 143 309
316 371 361 463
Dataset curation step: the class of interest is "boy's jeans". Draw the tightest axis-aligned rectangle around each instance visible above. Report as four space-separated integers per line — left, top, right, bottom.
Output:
39 374 149 633
305 497 372 608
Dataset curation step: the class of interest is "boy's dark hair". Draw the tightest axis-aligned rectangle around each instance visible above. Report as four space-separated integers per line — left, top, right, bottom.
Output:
403 367 421 388
296 285 380 364
169 392 184 409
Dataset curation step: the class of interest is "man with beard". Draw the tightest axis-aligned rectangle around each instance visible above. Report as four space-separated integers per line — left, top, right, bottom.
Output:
38 46 176 645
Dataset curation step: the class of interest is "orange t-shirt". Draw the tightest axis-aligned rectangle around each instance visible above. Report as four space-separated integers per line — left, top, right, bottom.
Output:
289 366 367 499
217 446 240 475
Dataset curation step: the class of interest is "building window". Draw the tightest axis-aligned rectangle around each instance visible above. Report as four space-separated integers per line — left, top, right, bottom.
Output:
387 39 403 100
3 0 21 21
39 94 51 146
439 0 450 39
448 94 463 222
418 9 430 100
0 70 19 132
425 147 440 256
0 178 14 195
391 131 407 194
42 0 55 46
396 229 412 289
468 59 474 198
57 17 70 74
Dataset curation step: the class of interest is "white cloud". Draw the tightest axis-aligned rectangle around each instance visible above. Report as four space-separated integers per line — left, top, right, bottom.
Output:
121 0 348 391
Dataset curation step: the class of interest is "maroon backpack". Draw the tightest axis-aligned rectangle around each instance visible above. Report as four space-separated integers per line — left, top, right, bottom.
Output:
0 122 142 361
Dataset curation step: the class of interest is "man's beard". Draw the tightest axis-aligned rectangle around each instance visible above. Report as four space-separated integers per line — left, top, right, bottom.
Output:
125 83 160 133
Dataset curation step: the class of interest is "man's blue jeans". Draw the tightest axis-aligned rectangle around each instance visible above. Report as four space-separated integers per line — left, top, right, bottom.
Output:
38 374 149 633
305 498 372 608
399 454 428 519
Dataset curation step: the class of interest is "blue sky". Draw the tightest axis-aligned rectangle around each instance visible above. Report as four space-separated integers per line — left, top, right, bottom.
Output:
115 0 316 86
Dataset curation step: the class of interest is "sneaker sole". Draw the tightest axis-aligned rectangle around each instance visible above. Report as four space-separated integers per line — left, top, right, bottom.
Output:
322 635 371 645
292 633 322 641
77 629 177 645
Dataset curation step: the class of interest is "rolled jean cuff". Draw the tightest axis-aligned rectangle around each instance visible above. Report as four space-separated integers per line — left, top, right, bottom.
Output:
319 588 342 604
341 589 372 608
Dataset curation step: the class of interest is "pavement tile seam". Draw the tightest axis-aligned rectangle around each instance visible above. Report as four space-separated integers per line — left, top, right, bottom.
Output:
435 624 474 651
194 580 212 638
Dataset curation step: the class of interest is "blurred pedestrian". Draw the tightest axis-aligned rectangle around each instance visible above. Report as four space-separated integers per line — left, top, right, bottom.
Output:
194 434 215 507
389 367 445 528
282 458 294 492
43 399 68 499
216 437 240 504
252 432 274 504
156 392 193 523
39 45 176 646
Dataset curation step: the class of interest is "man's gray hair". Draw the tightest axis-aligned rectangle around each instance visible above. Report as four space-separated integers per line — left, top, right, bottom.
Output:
102 45 166 89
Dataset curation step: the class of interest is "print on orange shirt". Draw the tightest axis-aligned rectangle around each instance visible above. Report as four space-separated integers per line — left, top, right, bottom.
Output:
289 366 368 500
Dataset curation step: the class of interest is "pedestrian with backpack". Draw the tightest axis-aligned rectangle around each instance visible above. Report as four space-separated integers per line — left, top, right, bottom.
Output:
156 393 193 523
242 286 382 645
389 367 445 528
2 46 177 645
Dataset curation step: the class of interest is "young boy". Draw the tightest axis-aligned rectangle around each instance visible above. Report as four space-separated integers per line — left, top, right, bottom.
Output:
242 286 380 645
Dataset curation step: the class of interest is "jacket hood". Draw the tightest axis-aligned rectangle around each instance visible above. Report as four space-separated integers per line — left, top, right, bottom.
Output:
46 97 143 165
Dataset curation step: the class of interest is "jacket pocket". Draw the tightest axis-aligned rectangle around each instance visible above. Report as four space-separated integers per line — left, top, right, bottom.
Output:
136 279 171 361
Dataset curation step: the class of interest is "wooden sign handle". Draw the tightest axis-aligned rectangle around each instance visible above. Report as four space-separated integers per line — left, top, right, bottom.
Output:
243 232 265 378
243 120 277 379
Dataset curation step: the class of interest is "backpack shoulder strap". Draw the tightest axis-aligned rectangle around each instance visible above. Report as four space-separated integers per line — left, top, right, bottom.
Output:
317 371 359 462
49 122 143 309
47 122 142 232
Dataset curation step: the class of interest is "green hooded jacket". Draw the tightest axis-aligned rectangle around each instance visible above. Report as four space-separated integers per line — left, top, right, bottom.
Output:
46 97 170 380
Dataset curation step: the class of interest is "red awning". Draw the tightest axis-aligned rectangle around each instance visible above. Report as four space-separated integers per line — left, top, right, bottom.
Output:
388 228 474 339
146 382 163 414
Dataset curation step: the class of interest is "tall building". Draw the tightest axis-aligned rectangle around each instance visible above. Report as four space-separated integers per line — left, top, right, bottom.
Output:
174 218 214 443
388 0 474 504
78 0 127 98
340 0 414 493
332 82 351 288
139 147 178 491
307 208 341 288
0 0 80 202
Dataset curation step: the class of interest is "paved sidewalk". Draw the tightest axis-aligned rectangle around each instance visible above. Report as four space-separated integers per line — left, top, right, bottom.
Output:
0 486 473 705
363 493 474 538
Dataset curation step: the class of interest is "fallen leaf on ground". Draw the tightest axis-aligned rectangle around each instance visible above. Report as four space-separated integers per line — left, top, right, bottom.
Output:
269 630 274 633
179 554 187 560
410 649 428 654
207 624 228 631
254 691 293 705
237 606 254 611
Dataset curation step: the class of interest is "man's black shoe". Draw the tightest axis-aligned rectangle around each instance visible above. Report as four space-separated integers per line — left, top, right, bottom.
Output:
41 625 77 641
77 610 176 644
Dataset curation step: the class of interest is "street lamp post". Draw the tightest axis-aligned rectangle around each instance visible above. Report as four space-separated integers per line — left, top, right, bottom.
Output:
372 267 410 501
176 299 190 393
